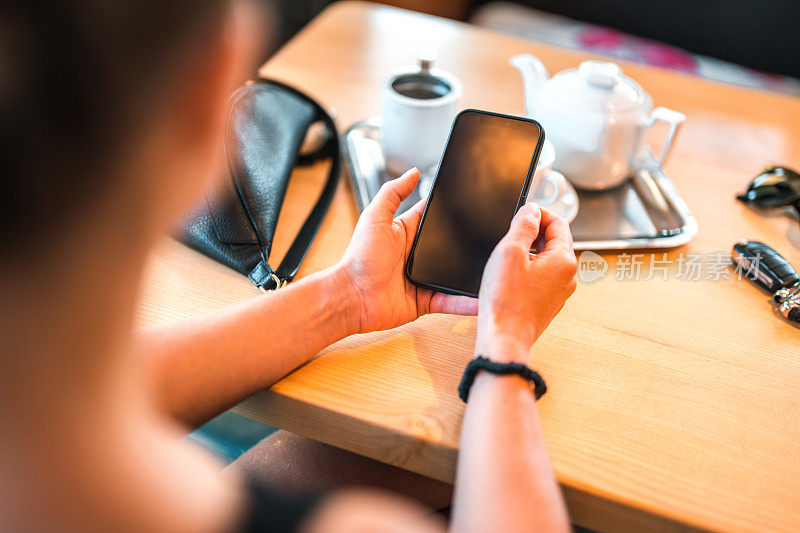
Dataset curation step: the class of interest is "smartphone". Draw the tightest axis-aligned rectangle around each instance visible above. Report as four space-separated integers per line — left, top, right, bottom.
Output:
405 109 545 298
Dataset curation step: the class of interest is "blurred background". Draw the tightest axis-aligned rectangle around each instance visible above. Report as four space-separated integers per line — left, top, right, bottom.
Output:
266 0 800 93
192 0 800 463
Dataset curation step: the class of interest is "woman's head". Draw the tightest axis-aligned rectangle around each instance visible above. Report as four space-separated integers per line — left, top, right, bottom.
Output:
1 0 261 256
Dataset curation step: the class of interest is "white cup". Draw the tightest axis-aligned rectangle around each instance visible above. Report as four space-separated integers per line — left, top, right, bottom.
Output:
380 61 462 175
527 140 579 222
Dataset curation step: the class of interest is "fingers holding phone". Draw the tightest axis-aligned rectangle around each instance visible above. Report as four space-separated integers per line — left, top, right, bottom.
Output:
395 109 576 358
504 202 543 250
538 208 575 257
404 110 545 298
476 204 577 363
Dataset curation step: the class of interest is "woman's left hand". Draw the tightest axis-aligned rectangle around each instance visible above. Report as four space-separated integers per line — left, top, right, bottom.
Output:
336 168 478 334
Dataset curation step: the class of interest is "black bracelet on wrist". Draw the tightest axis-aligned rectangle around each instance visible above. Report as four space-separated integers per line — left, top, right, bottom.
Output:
457 356 547 403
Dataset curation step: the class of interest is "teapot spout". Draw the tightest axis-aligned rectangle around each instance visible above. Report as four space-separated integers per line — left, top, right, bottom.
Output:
510 54 549 117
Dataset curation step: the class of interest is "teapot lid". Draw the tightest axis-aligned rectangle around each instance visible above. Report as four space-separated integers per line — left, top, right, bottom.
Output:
544 60 648 113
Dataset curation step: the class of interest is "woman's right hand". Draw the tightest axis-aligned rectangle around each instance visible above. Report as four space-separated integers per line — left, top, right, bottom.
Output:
476 203 577 363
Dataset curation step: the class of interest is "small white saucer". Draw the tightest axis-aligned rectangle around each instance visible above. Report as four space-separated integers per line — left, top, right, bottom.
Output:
528 170 580 223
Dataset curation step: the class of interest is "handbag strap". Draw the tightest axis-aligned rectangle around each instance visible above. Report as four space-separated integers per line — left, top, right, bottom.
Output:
247 78 341 292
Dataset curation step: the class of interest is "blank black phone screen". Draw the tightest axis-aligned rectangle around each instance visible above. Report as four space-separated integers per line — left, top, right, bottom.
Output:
406 110 543 297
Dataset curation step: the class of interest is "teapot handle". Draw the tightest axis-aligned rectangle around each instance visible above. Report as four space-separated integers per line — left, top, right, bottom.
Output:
644 107 686 168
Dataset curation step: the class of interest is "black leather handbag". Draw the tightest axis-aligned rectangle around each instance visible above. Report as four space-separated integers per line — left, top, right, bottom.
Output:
176 78 340 291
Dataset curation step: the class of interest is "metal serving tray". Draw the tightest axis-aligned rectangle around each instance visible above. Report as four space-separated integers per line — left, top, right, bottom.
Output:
342 116 697 250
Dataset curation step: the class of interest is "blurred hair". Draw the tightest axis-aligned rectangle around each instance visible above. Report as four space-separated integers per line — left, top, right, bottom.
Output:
0 0 229 247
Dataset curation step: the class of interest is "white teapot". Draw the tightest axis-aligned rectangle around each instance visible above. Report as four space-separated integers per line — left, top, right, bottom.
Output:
511 55 685 190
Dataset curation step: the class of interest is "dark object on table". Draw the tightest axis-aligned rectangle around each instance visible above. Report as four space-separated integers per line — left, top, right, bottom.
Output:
731 239 800 324
176 78 340 291
737 165 800 224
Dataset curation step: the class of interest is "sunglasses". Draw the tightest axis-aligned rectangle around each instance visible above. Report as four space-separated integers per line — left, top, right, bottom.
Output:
737 165 800 219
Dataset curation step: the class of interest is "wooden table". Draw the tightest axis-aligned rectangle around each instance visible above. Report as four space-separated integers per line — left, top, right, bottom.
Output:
136 3 800 531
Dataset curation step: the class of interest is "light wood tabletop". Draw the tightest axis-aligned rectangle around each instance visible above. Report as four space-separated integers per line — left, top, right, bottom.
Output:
136 2 800 531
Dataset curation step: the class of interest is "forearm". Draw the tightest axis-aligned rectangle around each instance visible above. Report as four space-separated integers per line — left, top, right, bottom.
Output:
450 347 570 533
139 266 359 426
